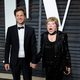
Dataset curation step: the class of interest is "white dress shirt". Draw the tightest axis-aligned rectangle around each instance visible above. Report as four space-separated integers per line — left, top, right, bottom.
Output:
17 24 25 58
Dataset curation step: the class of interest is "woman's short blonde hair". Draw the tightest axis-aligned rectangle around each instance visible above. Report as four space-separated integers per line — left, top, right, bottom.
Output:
46 17 59 27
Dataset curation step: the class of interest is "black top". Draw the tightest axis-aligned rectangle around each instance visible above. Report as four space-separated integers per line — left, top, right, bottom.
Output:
43 35 62 69
44 37 56 63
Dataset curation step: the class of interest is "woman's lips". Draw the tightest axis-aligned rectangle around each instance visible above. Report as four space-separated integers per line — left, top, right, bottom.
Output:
49 28 52 30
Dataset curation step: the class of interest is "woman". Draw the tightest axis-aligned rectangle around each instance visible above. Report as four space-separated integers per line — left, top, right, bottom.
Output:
37 17 71 80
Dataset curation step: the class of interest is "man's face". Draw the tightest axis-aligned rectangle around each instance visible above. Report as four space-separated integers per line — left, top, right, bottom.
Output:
15 11 26 25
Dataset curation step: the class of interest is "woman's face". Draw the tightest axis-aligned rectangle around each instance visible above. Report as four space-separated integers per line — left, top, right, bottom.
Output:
47 21 57 34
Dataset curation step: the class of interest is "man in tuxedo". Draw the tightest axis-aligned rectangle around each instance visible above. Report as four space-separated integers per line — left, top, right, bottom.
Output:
4 7 37 80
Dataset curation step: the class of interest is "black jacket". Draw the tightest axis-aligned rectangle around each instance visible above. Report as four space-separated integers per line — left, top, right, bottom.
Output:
5 25 37 65
37 31 71 69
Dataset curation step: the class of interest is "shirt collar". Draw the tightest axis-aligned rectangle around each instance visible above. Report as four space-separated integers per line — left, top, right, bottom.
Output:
17 24 25 28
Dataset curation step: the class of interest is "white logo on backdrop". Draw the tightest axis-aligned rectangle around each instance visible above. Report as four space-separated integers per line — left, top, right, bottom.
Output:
4 0 71 34
43 0 71 31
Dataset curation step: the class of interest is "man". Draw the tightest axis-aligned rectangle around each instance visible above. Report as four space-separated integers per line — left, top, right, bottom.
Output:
4 7 37 80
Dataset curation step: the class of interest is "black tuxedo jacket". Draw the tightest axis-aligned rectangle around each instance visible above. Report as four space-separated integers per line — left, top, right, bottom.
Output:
5 25 37 65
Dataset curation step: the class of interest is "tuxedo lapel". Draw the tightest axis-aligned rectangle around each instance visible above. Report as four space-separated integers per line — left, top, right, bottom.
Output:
24 25 27 39
13 25 19 44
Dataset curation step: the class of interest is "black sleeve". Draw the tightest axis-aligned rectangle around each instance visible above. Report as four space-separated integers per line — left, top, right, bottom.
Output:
31 28 37 64
5 28 11 64
36 33 45 63
63 33 71 67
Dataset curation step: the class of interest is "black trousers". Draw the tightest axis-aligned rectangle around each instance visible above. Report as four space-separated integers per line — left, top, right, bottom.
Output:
10 58 32 80
45 66 63 80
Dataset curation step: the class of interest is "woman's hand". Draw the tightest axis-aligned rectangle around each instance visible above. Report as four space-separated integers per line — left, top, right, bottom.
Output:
64 66 71 75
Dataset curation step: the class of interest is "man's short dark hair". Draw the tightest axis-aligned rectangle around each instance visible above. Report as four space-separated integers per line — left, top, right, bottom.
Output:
14 7 26 17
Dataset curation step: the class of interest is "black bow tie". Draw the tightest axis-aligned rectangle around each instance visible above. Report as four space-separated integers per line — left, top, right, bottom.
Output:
18 26 24 30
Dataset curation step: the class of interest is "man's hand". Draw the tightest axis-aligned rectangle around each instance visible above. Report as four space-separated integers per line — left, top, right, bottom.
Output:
30 62 37 69
4 64 10 71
